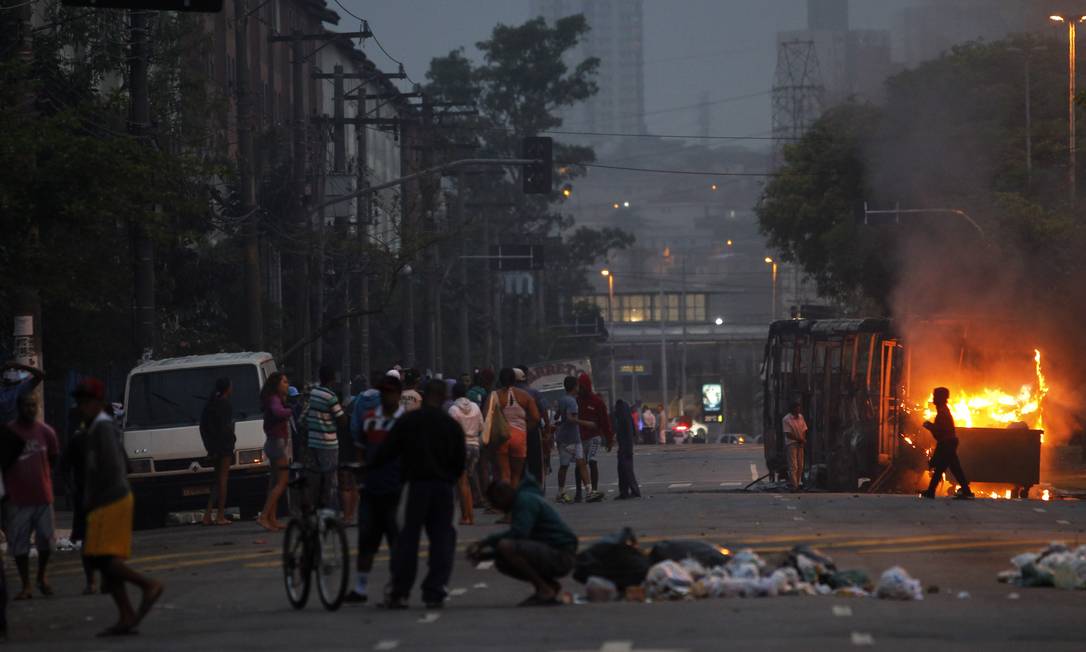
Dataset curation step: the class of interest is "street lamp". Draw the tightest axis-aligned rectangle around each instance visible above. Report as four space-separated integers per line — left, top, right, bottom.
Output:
764 257 778 322
714 317 724 326
1050 14 1086 203
601 268 617 401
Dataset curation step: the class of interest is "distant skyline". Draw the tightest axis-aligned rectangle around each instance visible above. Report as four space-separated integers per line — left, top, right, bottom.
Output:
335 1 936 141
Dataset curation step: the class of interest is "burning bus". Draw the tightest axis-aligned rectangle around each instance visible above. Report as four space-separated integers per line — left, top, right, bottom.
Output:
761 318 1048 497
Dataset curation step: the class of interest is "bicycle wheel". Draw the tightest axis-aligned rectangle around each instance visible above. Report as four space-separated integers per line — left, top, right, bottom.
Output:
282 519 311 609
315 516 350 611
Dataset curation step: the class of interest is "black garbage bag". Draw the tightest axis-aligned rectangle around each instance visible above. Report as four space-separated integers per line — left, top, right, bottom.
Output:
573 527 651 590
648 540 730 568
785 544 838 583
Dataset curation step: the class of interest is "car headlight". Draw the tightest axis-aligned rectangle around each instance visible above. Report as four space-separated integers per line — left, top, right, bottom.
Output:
237 448 264 465
127 458 153 474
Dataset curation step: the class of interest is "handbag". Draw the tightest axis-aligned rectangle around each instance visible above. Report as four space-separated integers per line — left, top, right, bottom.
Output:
483 390 512 448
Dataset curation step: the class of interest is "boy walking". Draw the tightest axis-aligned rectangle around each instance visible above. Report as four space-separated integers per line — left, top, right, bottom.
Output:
554 377 594 504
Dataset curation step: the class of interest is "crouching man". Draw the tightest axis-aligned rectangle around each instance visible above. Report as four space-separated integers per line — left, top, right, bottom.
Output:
466 477 577 606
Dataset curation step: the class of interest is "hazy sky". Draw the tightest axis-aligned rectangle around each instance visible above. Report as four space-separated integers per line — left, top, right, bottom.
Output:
335 1 924 137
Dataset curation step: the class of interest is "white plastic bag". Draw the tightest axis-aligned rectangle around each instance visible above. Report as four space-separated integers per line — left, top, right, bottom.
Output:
585 576 618 602
875 566 924 601
645 560 694 600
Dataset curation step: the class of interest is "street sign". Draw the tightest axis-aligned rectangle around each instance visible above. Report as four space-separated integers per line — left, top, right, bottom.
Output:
489 244 544 271
617 360 652 376
62 0 223 10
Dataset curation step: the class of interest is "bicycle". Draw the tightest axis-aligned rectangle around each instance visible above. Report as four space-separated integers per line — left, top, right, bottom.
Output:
281 461 351 611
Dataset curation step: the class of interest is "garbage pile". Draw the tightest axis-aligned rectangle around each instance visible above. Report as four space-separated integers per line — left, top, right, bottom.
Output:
997 542 1086 590
575 530 925 603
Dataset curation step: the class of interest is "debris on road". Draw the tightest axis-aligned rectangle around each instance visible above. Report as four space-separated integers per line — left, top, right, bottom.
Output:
875 566 925 601
585 576 619 602
998 542 1086 590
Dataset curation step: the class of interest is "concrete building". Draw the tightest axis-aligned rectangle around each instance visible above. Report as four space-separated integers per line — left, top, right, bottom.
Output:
529 0 646 137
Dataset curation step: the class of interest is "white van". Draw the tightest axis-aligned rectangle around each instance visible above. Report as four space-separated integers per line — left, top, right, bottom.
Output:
122 352 278 527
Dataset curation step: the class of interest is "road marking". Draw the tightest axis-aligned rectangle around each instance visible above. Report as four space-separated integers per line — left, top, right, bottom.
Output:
750 463 758 481
552 642 689 652
719 481 742 486
833 605 853 617
418 612 441 624
668 483 692 489
473 582 488 589
786 505 797 511
374 641 400 651
857 538 1056 555
449 588 467 596
476 560 494 570
1056 520 1071 525
1032 508 1046 513
792 516 805 521
850 632 875 646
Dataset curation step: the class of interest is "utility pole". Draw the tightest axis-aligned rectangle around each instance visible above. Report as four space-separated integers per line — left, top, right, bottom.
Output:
679 255 688 416
659 282 668 433
353 76 370 380
130 9 156 361
292 30 311 381
235 0 262 352
457 169 471 373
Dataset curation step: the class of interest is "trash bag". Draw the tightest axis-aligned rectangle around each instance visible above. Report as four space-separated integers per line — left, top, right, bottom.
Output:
1044 553 1086 590
827 569 872 591
573 527 651 590
679 558 708 581
701 575 778 598
875 566 924 601
585 576 618 602
786 545 837 584
644 560 694 600
649 540 730 568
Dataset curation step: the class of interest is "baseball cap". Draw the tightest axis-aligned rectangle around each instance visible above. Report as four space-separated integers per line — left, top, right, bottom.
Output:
71 377 106 401
288 386 300 398
386 369 402 381
513 368 526 382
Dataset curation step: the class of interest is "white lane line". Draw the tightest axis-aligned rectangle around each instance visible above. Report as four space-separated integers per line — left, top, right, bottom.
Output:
374 641 400 651
600 643 634 652
1056 520 1071 525
793 516 805 521
833 605 853 617
472 582 488 589
418 612 441 624
668 482 693 489
475 561 494 570
786 505 797 511
850 632 875 646
719 481 742 486
1032 508 1046 513
750 463 758 481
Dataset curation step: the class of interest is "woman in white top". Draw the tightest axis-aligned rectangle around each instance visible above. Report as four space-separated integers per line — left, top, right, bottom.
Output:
449 383 483 524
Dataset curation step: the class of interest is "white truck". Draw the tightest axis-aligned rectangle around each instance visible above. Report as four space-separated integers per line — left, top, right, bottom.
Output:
122 352 278 527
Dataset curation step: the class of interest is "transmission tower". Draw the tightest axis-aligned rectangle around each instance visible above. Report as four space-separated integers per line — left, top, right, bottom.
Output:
772 39 825 167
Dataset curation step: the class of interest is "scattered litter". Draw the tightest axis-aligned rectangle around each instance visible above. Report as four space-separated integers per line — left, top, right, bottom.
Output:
472 582 488 589
576 528 651 589
1006 592 1020 600
648 539 730 569
1056 520 1071 525
956 591 971 599
448 588 467 597
585 576 618 602
833 605 853 617
374 641 400 651
624 585 646 602
55 537 80 552
644 560 694 600
875 566 924 601
1033 508 1046 513
475 560 494 570
417 613 441 624
999 542 1086 590
851 632 875 646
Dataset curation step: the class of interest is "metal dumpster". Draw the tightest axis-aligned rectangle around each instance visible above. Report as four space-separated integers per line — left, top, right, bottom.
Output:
956 427 1042 497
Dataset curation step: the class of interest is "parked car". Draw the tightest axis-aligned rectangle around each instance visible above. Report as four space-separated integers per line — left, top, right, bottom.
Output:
666 416 708 444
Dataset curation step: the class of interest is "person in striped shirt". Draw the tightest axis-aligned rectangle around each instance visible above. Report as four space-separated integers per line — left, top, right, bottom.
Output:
306 366 347 510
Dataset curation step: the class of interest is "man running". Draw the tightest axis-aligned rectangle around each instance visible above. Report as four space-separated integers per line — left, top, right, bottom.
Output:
75 378 163 637
921 386 975 500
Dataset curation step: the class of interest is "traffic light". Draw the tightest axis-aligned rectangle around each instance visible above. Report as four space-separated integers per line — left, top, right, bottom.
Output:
62 0 223 11
560 183 573 199
522 136 553 195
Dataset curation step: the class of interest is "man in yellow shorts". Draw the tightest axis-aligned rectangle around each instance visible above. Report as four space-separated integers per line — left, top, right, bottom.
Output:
74 378 163 637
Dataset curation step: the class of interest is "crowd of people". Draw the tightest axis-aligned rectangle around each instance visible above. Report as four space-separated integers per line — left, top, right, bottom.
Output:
0 357 661 639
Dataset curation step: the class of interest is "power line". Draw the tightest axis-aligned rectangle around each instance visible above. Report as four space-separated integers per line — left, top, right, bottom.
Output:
574 163 779 178
541 128 793 142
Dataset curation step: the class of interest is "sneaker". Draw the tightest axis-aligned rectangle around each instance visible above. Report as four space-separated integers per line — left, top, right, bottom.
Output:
585 491 605 503
954 488 975 500
556 493 573 504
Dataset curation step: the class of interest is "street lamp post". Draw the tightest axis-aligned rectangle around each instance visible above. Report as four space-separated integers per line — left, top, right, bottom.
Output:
1050 15 1086 203
765 257 778 322
602 269 617 403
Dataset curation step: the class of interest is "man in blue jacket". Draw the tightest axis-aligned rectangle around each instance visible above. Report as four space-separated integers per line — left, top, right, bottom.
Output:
468 476 578 606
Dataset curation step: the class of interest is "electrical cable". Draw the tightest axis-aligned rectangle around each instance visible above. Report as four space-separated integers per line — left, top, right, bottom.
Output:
574 163 779 178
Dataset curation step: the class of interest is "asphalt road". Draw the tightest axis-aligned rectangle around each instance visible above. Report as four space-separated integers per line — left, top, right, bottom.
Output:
8 444 1086 652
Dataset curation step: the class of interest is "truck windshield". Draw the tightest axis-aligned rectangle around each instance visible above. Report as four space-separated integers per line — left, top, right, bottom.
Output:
125 364 261 430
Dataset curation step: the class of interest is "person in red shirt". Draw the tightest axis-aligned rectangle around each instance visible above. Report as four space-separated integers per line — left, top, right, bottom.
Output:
5 394 59 599
574 373 612 503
